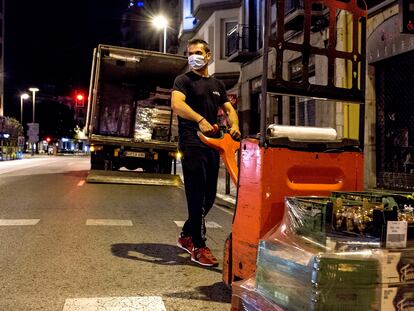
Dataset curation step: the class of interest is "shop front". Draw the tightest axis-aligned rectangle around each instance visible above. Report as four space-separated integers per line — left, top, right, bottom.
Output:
368 4 414 190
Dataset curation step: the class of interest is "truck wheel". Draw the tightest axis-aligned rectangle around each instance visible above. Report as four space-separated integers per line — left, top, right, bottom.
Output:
124 163 139 170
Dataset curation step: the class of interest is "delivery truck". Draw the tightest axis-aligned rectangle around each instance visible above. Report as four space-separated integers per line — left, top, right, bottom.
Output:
85 45 188 174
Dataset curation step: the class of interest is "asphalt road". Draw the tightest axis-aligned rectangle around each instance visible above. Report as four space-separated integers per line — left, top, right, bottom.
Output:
0 155 234 311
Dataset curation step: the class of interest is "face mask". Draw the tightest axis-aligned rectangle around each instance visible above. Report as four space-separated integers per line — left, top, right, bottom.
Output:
188 54 206 70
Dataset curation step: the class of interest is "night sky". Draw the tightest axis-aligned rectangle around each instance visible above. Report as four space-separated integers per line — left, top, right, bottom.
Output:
4 0 130 117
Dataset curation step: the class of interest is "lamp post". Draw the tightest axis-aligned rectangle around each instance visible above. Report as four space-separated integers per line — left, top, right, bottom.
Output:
20 93 29 124
152 15 168 53
28 87 39 123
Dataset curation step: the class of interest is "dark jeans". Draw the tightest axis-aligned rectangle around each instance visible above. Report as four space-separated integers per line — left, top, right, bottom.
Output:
181 146 220 248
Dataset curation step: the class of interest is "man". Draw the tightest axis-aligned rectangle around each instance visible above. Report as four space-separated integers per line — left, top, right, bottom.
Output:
171 38 240 267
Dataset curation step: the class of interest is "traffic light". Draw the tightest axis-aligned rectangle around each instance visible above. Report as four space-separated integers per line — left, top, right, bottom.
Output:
75 92 85 107
46 137 51 143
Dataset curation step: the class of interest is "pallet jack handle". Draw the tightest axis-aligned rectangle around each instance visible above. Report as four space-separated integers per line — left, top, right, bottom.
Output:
197 130 240 185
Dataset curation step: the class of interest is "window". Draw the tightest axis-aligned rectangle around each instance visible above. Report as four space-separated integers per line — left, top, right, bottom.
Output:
221 20 237 59
183 0 196 31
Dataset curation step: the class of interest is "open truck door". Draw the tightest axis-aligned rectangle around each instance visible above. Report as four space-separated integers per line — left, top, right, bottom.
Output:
84 45 188 185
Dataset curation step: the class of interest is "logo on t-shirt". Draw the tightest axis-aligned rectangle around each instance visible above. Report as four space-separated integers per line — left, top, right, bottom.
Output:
212 91 220 96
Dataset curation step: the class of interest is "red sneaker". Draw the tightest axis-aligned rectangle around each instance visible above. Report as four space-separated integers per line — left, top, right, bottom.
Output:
177 236 193 254
191 247 219 267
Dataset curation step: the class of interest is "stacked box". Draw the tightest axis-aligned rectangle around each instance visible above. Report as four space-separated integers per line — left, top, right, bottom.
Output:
286 196 414 246
257 240 380 286
134 103 178 142
255 194 414 311
257 269 414 311
256 239 379 310
379 283 414 310
331 191 414 242
256 266 377 311
332 190 414 210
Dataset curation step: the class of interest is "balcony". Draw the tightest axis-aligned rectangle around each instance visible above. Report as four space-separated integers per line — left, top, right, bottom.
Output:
284 0 327 31
193 0 241 24
226 25 260 63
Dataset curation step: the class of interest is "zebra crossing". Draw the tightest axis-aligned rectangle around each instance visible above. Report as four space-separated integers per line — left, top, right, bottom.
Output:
62 296 166 311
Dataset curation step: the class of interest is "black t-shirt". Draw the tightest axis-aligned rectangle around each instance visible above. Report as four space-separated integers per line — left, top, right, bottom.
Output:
173 71 228 148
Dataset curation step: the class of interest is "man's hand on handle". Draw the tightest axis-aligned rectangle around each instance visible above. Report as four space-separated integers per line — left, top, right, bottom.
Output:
199 119 240 139
228 125 241 140
198 119 219 136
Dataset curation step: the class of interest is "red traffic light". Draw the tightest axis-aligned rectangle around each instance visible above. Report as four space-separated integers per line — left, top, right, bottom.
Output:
46 137 51 143
76 94 84 101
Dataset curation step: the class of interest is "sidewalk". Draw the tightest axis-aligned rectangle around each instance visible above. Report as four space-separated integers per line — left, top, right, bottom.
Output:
176 158 236 209
215 160 237 208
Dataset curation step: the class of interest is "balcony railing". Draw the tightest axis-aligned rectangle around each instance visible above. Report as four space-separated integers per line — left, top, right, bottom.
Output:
226 24 261 63
285 0 304 15
284 0 326 31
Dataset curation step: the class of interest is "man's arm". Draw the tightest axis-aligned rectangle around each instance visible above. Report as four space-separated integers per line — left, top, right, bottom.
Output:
171 90 214 133
222 101 241 139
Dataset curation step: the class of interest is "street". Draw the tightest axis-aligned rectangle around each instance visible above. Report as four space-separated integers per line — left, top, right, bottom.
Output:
0 156 233 310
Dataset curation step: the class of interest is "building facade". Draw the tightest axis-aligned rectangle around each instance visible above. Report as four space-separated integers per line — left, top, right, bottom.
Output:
177 0 241 91
366 1 414 191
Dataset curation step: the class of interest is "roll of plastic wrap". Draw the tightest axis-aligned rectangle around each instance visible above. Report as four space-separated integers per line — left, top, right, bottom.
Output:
267 124 337 141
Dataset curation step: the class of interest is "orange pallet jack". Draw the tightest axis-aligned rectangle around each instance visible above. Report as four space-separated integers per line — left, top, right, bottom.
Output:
198 0 368 289
199 128 364 286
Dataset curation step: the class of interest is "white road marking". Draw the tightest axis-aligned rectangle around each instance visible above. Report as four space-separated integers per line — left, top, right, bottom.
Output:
62 296 166 311
174 221 222 228
0 219 40 226
86 219 133 226
77 180 85 186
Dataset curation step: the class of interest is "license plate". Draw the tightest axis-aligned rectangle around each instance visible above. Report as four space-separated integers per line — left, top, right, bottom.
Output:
125 151 146 158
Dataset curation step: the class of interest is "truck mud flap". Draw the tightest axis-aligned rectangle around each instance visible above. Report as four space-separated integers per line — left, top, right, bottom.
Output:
86 170 182 187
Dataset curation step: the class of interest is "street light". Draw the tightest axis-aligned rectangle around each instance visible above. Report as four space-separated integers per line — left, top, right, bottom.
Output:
152 15 168 53
20 93 29 124
28 87 39 123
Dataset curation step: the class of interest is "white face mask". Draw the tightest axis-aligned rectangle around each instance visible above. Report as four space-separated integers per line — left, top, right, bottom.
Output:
188 54 206 70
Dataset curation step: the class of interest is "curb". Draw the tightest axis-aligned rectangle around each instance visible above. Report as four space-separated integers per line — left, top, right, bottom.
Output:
215 193 236 209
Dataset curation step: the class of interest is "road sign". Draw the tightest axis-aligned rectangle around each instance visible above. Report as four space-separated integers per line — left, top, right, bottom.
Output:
27 123 39 135
28 135 39 143
27 123 39 143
